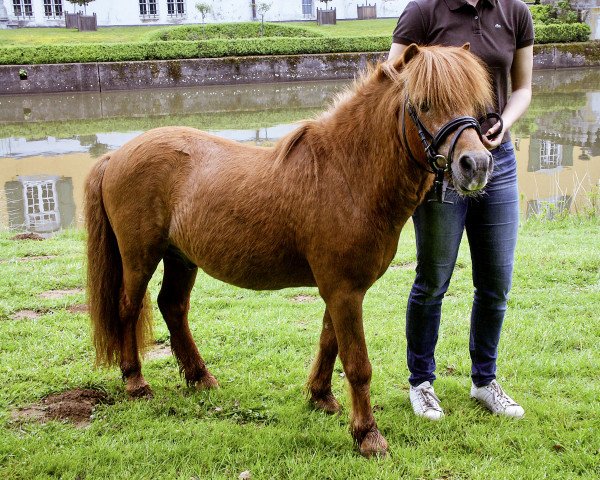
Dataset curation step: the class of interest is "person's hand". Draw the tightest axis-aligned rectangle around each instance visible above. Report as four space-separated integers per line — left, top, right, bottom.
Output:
481 120 505 150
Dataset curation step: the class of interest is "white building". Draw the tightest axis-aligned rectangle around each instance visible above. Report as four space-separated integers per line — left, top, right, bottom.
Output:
2 1 408 27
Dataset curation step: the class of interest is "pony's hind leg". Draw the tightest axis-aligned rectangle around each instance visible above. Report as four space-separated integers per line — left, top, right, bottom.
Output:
119 265 157 398
307 308 341 414
157 248 218 390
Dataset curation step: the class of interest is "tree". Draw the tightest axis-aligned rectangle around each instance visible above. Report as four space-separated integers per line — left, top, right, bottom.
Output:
66 0 94 15
256 2 271 37
195 2 213 38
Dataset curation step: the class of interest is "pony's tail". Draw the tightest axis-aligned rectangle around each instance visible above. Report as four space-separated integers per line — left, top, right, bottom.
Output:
84 154 153 367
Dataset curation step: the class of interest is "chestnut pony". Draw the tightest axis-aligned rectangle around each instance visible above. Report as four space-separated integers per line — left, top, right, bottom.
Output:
85 44 494 457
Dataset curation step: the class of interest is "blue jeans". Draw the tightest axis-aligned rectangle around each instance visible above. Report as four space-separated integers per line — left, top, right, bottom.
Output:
406 142 519 388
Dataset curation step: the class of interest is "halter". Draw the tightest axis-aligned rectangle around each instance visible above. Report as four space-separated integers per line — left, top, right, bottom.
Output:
402 98 503 203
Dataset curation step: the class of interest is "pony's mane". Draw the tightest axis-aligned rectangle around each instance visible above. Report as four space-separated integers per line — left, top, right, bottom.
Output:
272 45 494 165
395 45 494 117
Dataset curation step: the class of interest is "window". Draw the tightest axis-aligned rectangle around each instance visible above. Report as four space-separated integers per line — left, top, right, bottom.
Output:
302 0 313 16
12 0 33 18
167 0 185 16
539 140 562 169
22 180 61 232
43 0 63 18
139 0 158 17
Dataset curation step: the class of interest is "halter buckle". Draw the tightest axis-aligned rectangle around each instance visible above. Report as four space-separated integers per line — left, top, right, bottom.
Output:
431 154 448 172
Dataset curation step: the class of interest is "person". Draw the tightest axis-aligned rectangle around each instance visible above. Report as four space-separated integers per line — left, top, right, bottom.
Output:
388 0 534 420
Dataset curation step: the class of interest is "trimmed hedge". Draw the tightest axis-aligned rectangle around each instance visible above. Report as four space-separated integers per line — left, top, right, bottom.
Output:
0 25 591 65
0 36 392 65
147 22 323 41
0 41 201 64
535 23 591 44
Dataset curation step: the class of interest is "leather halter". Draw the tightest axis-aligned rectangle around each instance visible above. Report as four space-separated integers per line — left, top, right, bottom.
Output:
402 98 503 202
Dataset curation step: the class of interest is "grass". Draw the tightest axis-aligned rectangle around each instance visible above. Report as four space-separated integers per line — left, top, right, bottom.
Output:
0 20 397 47
0 216 598 479
0 26 167 46
288 19 397 38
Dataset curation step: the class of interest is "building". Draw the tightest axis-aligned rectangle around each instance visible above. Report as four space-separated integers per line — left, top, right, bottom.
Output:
1 0 408 28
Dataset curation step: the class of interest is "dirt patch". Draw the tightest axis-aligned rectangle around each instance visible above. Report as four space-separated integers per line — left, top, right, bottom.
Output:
290 295 318 303
10 232 45 241
39 288 84 299
11 389 110 427
146 343 172 360
389 262 417 271
19 255 58 262
11 309 43 320
67 304 89 314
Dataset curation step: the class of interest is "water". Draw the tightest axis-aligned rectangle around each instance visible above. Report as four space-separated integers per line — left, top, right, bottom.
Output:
1 70 599 234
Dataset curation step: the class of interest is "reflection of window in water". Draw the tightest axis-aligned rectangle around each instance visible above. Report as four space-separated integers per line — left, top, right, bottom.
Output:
527 139 573 173
539 140 562 169
23 179 61 232
4 176 75 233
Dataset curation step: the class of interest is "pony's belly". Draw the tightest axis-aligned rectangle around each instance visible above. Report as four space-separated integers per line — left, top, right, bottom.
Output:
197 255 316 291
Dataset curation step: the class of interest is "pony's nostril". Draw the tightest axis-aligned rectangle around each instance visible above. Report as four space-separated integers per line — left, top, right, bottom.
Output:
459 155 476 172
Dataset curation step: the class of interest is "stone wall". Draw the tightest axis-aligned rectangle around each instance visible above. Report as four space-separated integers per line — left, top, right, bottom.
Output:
1 43 600 96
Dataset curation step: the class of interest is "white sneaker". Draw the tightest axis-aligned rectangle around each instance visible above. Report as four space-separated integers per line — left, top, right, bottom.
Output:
470 380 525 418
409 381 444 420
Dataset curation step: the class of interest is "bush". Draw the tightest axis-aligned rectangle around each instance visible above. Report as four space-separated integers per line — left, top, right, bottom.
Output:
535 23 591 44
530 5 556 25
530 1 579 25
0 36 391 64
147 22 322 41
0 25 592 64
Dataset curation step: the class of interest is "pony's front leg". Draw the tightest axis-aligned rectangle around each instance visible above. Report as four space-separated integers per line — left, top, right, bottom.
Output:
326 290 388 458
308 308 341 414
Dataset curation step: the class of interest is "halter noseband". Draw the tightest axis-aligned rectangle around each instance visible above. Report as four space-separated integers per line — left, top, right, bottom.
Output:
402 98 503 202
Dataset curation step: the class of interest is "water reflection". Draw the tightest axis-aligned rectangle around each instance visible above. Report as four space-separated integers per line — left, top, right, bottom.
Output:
0 72 599 233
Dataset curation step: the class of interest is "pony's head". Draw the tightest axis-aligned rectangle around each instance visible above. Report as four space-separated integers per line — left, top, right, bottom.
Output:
386 44 496 195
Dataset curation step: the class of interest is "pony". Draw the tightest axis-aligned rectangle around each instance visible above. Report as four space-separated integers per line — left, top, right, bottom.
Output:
85 44 494 457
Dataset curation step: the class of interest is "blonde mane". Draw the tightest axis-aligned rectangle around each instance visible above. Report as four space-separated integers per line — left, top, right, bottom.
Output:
396 45 494 117
272 45 494 166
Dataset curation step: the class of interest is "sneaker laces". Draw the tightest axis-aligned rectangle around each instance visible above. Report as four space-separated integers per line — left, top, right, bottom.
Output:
488 381 518 408
416 386 442 412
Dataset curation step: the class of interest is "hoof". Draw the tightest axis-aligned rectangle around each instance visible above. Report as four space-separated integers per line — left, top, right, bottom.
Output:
194 372 219 390
310 393 341 414
127 382 153 399
359 429 388 458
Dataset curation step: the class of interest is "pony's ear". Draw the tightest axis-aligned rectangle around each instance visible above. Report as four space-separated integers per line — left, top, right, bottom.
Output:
401 44 421 65
461 43 471 51
379 43 421 81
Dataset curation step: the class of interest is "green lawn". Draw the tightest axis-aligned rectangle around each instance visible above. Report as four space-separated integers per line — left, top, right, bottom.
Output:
290 19 397 38
0 26 166 46
0 217 598 479
0 20 397 47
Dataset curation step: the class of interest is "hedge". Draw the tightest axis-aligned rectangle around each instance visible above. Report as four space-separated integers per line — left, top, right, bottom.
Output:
530 2 579 25
534 23 591 44
147 22 323 41
0 36 392 65
0 25 592 65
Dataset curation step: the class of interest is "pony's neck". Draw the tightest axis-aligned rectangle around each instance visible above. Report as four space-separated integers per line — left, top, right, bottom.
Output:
317 80 432 225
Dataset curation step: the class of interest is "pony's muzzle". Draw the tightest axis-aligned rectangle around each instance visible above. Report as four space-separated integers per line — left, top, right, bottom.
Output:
456 151 493 192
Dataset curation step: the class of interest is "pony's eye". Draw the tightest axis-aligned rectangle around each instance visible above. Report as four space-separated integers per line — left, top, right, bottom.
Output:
419 102 430 113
